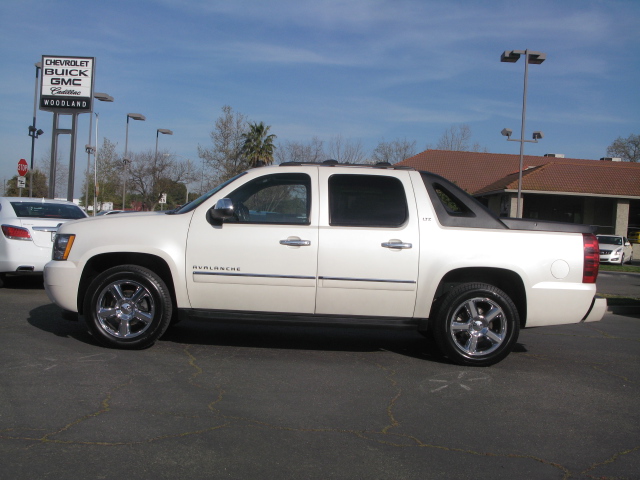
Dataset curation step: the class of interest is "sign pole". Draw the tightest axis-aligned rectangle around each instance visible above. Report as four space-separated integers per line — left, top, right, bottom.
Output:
66 113 78 202
49 113 59 198
17 159 28 198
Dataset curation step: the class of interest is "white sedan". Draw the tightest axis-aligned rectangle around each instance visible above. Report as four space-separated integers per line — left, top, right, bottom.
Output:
0 197 86 287
597 235 634 264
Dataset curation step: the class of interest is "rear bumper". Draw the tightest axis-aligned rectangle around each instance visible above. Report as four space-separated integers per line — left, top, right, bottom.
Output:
582 296 607 323
526 282 601 327
0 242 51 274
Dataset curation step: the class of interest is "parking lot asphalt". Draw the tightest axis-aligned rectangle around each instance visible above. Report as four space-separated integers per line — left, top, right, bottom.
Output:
597 268 640 301
0 279 638 480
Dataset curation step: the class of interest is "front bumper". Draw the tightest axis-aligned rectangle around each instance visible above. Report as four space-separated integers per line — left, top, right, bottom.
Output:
599 253 622 264
43 260 81 312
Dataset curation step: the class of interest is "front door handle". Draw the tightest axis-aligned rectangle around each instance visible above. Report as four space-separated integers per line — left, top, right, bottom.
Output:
381 241 412 249
280 237 311 247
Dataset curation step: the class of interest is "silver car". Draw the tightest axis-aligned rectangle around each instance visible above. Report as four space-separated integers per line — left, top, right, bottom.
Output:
596 235 634 264
0 197 87 287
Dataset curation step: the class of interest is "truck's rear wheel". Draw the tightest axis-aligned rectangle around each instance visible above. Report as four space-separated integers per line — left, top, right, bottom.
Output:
83 265 172 349
433 283 519 367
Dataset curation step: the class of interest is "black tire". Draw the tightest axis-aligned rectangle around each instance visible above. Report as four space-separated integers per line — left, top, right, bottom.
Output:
0 273 5 288
83 265 173 349
433 283 520 367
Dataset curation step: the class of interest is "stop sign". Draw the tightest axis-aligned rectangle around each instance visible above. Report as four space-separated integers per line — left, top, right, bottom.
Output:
17 159 28 177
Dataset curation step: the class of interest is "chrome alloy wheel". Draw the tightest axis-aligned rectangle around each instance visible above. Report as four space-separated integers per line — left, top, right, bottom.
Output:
95 279 156 339
448 296 507 357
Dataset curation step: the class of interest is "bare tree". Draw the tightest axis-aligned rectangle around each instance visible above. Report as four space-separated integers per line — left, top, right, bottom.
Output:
275 137 326 164
371 138 417 164
327 135 367 163
79 137 123 210
198 105 249 188
606 133 640 162
85 138 127 210
39 149 68 198
127 149 198 210
435 124 487 152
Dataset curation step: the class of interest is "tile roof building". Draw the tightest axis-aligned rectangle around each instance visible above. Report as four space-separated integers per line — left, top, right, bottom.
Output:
399 150 640 236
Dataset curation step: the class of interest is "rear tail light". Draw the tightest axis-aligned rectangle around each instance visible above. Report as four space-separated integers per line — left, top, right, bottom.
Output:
1 224 32 241
582 233 599 283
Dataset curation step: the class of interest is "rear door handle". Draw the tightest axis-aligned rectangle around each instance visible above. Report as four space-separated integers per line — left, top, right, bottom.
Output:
381 241 412 249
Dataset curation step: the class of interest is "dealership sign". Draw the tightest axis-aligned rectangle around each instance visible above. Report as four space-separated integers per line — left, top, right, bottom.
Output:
40 55 95 113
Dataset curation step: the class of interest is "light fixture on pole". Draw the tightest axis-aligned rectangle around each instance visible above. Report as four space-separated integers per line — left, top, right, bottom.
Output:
122 113 146 209
84 93 114 215
27 62 43 198
155 129 173 165
500 49 546 218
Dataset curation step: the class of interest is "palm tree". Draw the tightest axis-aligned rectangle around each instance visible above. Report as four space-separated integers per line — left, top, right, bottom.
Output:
241 122 277 167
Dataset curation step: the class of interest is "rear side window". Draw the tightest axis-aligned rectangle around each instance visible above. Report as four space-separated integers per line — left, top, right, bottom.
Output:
10 202 86 220
433 183 473 215
420 172 506 229
329 174 408 227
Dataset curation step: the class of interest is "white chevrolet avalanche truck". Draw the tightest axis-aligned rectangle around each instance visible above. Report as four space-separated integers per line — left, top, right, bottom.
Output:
44 162 606 366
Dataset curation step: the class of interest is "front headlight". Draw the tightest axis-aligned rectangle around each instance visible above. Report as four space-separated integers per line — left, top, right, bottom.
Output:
52 234 76 260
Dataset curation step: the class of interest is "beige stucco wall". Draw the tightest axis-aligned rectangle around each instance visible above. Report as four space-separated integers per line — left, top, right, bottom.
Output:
615 199 630 236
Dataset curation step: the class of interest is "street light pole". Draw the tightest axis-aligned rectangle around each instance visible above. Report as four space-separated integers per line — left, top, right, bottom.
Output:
500 49 546 218
155 129 173 164
122 113 145 209
154 129 173 211
93 112 99 215
200 156 205 195
28 62 43 198
84 93 113 214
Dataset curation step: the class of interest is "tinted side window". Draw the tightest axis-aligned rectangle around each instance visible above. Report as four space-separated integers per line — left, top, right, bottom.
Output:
329 174 408 227
227 173 311 225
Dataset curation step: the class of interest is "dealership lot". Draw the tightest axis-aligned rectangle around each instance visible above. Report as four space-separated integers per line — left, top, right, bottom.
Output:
0 279 638 480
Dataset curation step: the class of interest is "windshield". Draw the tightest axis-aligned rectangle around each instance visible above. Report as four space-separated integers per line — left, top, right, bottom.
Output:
10 201 86 220
597 236 622 245
168 173 247 215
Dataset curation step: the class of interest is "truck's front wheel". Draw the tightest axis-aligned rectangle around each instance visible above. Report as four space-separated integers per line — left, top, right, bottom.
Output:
433 283 519 367
83 265 173 349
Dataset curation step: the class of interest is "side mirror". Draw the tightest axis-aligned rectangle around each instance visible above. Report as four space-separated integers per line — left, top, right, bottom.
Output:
210 198 234 220
207 198 234 226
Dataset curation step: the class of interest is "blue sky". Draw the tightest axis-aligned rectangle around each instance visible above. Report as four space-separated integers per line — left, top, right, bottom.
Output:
1 0 639 197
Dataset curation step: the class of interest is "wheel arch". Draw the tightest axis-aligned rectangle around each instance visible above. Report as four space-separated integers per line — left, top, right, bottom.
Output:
429 267 527 328
77 253 176 315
